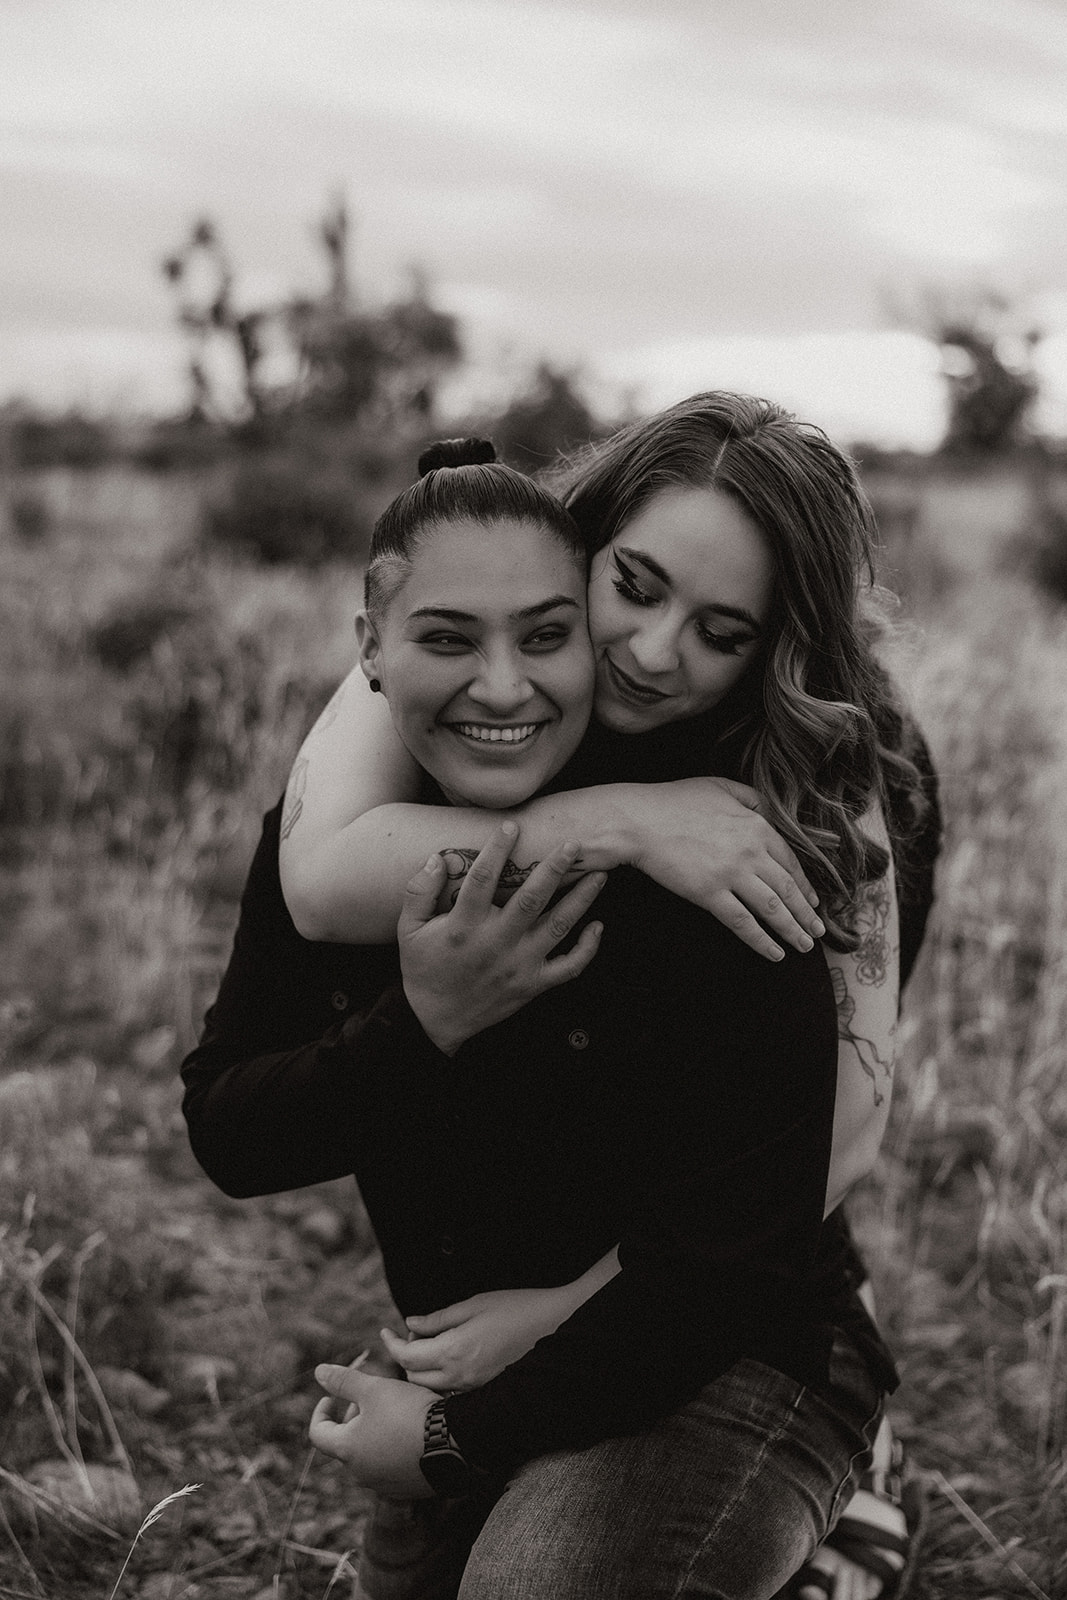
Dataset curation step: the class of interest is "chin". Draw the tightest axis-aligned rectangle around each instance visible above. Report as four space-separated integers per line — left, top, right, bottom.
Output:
440 767 545 810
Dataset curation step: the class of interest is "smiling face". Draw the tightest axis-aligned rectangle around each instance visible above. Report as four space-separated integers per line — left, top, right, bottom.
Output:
357 518 594 808
586 484 775 734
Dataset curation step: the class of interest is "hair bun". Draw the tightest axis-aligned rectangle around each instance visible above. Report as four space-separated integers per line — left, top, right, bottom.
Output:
418 437 497 475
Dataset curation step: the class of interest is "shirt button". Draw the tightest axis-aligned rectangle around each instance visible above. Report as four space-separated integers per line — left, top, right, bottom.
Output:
331 991 349 1011
568 1028 590 1050
439 1235 456 1256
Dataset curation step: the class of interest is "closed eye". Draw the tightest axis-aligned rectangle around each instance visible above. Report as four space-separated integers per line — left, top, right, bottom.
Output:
695 621 751 656
611 553 656 607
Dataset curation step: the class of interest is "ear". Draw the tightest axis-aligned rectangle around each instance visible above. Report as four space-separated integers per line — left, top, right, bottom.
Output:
355 612 385 694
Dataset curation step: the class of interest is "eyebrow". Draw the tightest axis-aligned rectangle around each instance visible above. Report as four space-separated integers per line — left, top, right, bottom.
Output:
617 546 764 633
406 596 582 624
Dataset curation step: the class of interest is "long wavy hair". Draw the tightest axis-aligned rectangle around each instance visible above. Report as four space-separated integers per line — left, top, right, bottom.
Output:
553 392 927 946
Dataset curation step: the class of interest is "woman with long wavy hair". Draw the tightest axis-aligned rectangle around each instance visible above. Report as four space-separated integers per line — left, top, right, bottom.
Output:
192 398 938 1599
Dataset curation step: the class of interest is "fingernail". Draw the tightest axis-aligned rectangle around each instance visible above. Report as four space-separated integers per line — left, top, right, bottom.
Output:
425 854 440 871
561 841 580 861
501 820 518 838
812 919 825 937
799 934 814 951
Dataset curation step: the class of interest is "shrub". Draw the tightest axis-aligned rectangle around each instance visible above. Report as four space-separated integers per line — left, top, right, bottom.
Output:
201 455 372 566
9 492 51 542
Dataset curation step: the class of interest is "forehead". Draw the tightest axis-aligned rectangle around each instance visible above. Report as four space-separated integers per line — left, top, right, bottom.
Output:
619 486 774 618
397 518 584 611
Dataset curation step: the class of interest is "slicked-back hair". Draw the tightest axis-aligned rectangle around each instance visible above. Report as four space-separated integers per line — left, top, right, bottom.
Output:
364 438 588 619
553 393 927 946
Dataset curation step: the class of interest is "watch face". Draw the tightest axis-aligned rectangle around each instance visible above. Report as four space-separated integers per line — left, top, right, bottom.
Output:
419 1446 470 1497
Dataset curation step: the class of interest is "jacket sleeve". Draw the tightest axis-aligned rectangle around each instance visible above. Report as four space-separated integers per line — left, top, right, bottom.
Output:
445 935 839 1475
180 801 445 1198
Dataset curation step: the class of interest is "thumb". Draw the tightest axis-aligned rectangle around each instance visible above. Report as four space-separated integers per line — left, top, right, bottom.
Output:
406 1302 468 1334
315 1362 370 1403
398 855 445 937
717 777 763 813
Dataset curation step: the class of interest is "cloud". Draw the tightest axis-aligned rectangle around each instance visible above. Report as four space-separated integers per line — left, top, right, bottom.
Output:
1 0 1065 440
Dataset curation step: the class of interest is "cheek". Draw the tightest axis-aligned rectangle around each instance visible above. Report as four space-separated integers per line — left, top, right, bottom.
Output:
587 578 623 651
690 650 756 710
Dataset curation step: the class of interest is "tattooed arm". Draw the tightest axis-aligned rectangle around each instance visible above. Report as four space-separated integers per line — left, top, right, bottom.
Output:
279 666 820 957
823 803 900 1213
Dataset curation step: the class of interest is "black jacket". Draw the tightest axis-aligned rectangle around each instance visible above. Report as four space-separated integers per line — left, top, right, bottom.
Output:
183 798 895 1475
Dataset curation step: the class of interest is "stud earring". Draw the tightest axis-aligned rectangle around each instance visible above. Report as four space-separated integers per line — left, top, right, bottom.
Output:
369 678 382 694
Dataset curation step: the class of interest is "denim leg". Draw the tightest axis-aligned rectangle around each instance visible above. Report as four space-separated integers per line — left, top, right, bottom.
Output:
356 1492 493 1600
459 1336 883 1600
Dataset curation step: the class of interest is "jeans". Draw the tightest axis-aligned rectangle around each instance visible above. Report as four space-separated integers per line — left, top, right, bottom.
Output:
356 1332 883 1600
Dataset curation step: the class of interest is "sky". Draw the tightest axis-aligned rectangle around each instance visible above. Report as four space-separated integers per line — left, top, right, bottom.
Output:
2 0 1067 447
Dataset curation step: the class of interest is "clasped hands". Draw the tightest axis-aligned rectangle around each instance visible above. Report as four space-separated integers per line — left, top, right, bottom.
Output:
310 1284 572 1494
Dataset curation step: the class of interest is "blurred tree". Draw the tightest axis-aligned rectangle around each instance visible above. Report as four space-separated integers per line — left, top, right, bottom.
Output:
491 362 605 472
900 287 1043 456
162 200 462 431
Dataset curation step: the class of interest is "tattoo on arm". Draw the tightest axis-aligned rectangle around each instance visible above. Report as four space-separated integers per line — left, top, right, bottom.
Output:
831 967 894 1108
439 847 538 909
852 877 894 985
281 756 309 841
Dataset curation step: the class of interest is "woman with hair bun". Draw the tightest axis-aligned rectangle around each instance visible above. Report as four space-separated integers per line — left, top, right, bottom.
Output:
185 406 937 1599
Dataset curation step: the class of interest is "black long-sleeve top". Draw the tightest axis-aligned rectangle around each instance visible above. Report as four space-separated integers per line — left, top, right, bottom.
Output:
182 793 897 1477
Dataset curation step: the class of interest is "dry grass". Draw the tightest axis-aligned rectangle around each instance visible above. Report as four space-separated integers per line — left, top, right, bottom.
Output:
1 463 1066 1595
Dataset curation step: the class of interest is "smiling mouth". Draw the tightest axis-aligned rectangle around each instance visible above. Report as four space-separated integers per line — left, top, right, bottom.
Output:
449 721 545 747
603 656 671 705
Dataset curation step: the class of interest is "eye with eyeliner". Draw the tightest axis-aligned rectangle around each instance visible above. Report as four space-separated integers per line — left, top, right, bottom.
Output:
612 551 753 656
611 552 656 607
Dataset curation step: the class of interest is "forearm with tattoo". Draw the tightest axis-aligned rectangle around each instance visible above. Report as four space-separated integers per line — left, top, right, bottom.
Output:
438 847 540 909
280 684 348 842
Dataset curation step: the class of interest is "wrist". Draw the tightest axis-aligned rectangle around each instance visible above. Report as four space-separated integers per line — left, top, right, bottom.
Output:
603 783 658 870
419 1395 484 1497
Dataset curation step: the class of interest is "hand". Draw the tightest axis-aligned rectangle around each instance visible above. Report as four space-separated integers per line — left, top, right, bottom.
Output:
398 823 607 1055
309 1364 437 1497
626 778 824 961
380 1285 573 1392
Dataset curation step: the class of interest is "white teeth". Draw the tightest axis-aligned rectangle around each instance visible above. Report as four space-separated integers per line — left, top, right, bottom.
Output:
455 723 539 743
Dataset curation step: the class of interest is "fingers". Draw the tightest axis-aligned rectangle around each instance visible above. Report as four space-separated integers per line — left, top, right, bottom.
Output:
765 836 822 915
383 1334 442 1374
540 920 604 986
503 840 583 926
449 822 521 916
745 870 824 951
708 892 786 963
405 1305 468 1334
314 1361 371 1404
528 868 607 951
397 854 446 937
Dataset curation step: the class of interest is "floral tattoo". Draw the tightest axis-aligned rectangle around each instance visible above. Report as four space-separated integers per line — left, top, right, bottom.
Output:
852 877 894 985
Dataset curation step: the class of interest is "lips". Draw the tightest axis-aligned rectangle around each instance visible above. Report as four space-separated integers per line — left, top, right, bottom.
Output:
603 654 671 706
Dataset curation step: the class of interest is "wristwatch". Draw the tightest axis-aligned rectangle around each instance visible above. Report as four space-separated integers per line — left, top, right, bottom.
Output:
419 1396 476 1496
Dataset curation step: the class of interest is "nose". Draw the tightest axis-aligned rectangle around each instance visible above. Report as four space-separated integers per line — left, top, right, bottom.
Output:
627 614 682 676
469 646 535 714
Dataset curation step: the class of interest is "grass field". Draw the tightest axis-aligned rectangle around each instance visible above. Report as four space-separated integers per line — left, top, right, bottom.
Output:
0 462 1064 1599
